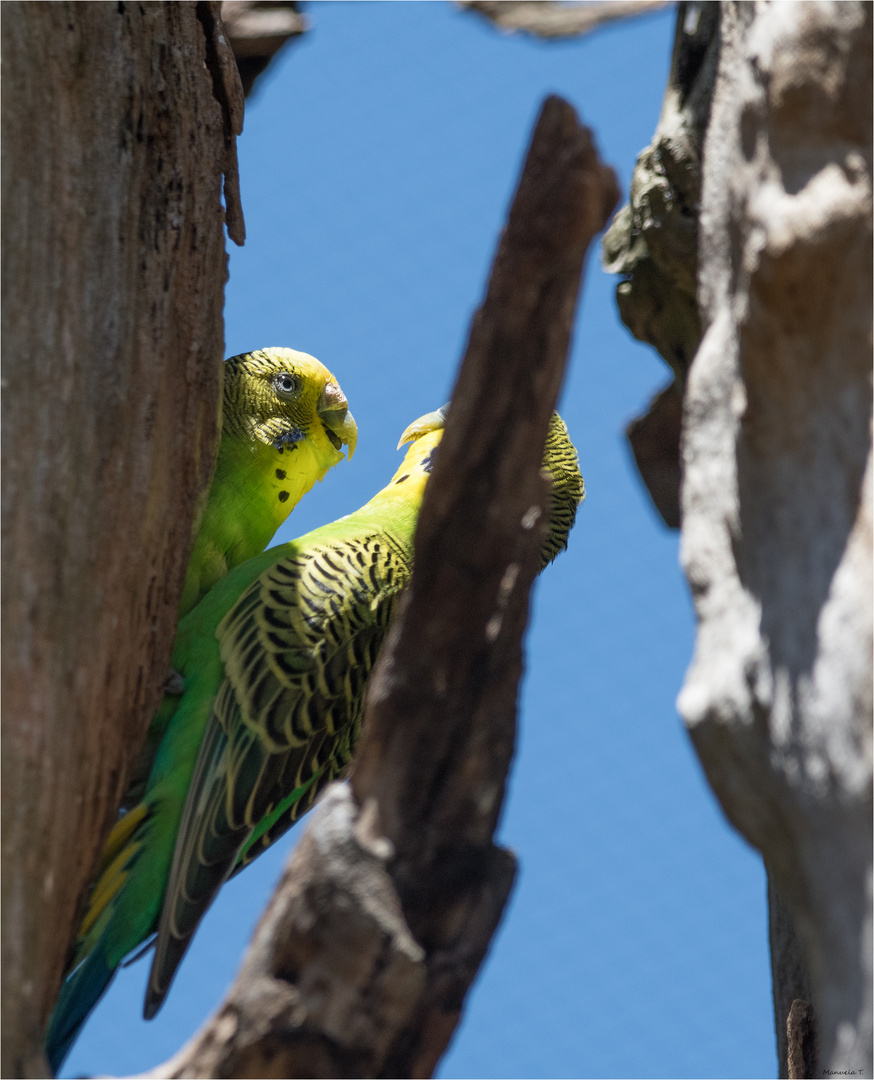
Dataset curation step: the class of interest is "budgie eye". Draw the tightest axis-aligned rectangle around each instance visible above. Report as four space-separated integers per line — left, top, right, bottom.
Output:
273 373 300 397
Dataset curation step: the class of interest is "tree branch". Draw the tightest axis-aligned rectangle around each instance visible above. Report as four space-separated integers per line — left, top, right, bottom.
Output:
458 0 671 40
134 93 618 1080
220 1 306 97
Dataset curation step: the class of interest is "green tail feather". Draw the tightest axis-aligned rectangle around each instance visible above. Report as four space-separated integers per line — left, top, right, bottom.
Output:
44 939 115 1075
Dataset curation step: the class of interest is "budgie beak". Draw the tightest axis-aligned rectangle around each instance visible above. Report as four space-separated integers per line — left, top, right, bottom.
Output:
318 382 358 460
397 404 449 449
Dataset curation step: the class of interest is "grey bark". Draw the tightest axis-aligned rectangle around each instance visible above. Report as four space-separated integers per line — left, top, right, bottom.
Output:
133 95 619 1080
678 4 872 1078
1 3 239 1075
603 4 872 1074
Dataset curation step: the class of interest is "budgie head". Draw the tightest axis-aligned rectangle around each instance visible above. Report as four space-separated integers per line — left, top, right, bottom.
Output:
398 403 583 569
222 347 358 465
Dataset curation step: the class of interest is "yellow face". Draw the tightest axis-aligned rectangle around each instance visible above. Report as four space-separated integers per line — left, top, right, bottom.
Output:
223 347 358 465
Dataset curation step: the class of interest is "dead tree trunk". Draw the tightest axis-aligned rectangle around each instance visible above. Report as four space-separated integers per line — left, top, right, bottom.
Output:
604 4 871 1075
1 3 241 1074
604 4 868 1075
679 4 872 1076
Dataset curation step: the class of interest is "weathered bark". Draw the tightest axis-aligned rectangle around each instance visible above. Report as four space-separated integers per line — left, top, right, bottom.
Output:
602 0 719 528
623 380 684 528
134 95 619 1080
200 1 247 245
1 3 239 1075
602 4 872 1072
678 4 872 1078
786 997 818 1080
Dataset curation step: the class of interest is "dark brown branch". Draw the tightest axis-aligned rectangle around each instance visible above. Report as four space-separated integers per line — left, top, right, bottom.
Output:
458 0 671 40
135 94 618 1080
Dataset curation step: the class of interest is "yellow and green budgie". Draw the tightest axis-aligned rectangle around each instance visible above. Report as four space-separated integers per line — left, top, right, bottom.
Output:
126 347 357 806
181 346 357 618
45 409 582 1072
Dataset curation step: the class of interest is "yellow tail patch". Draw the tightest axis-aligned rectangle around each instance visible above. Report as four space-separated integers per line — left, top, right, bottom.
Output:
79 803 149 939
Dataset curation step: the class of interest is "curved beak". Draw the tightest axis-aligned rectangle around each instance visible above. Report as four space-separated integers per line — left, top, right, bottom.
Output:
318 381 358 460
397 404 449 449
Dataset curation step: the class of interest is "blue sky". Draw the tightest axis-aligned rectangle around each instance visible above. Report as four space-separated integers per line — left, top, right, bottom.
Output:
63 4 775 1077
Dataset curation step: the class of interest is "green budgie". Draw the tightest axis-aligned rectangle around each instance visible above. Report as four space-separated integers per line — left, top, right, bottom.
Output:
45 410 582 1071
127 347 357 810
181 347 358 619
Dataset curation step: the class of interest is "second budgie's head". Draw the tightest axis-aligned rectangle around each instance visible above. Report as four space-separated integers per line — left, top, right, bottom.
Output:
222 347 358 465
396 403 583 569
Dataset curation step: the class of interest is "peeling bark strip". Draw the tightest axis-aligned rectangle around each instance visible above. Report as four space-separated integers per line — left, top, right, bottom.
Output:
624 380 683 529
138 96 618 1080
1 4 228 1076
769 876 818 1079
786 999 818 1080
678 2 872 1076
197 1 247 244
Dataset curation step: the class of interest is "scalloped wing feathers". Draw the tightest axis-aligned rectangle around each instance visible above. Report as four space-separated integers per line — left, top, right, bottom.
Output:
146 534 412 1014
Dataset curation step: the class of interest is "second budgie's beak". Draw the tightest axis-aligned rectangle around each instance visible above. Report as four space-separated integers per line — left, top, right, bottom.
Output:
318 381 358 460
397 404 449 449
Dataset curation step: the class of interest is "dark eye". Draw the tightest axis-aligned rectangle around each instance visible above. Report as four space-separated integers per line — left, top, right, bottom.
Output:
273 372 299 396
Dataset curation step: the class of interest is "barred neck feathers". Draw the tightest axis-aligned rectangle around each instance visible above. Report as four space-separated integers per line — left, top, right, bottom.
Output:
333 412 579 566
540 412 585 569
